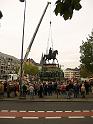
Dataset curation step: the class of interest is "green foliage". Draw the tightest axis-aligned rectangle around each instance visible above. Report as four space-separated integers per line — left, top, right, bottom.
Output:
39 65 64 81
19 0 25 2
80 64 92 78
23 63 39 76
54 0 82 20
0 11 3 19
15 66 20 74
80 30 93 77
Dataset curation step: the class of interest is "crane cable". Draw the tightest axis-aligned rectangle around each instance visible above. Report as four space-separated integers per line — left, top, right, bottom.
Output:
46 2 54 54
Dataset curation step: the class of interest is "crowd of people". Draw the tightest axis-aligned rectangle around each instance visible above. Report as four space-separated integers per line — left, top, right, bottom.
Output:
0 79 93 99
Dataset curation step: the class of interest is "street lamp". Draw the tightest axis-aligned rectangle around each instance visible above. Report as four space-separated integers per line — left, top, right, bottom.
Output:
19 0 26 96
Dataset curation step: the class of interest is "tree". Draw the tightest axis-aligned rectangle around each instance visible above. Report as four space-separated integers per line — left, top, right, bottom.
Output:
23 62 39 76
54 0 82 20
0 10 3 19
80 30 93 77
80 64 92 78
19 0 25 2
15 66 20 74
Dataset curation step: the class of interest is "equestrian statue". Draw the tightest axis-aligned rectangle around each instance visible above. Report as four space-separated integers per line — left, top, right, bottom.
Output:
43 47 58 63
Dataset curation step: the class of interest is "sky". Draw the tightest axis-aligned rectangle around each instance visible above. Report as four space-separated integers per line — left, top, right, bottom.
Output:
0 0 93 70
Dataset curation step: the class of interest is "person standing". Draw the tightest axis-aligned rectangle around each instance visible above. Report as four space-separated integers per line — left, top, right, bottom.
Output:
81 83 85 98
7 83 10 98
29 84 34 99
22 83 27 97
39 84 43 98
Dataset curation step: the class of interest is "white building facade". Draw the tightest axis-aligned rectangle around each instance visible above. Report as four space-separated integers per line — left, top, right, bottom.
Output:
64 68 80 80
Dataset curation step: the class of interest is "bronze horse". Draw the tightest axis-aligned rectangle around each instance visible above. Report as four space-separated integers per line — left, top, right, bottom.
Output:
43 50 58 63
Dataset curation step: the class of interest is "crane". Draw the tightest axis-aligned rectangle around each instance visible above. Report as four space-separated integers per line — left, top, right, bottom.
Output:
24 2 51 61
19 2 51 79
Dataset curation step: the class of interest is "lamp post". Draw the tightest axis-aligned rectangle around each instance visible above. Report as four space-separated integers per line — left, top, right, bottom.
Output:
19 0 26 96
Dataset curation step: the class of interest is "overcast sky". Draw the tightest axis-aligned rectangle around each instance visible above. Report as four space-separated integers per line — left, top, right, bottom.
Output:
0 0 93 69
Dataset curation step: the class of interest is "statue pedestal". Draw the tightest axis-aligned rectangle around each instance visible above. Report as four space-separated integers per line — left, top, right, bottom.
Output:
39 63 63 81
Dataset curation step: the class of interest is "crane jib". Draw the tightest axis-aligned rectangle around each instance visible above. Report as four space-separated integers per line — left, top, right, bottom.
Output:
18 2 51 75
24 2 51 61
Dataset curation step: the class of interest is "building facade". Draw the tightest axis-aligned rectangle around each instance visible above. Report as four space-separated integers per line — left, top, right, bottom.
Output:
64 67 80 80
0 52 20 79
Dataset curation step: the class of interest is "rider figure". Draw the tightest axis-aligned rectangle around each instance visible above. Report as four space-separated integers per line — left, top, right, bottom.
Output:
49 47 52 57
